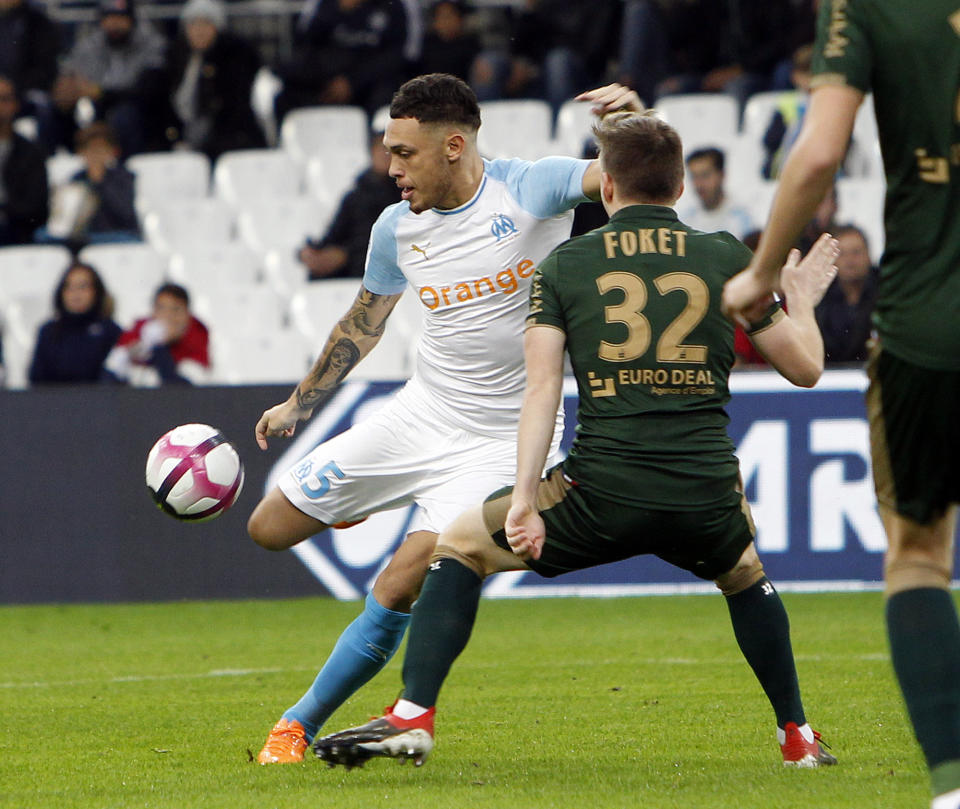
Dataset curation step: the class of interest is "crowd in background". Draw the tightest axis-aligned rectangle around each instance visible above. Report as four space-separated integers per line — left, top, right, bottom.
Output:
0 0 880 387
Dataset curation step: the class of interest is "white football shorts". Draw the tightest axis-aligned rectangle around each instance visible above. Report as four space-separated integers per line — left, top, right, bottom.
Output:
279 393 560 536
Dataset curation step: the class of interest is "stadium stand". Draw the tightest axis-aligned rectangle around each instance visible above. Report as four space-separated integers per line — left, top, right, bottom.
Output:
142 197 235 256
478 99 553 160
213 148 301 208
77 242 167 328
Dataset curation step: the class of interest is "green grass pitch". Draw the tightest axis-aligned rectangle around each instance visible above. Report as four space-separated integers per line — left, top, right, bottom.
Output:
0 593 934 809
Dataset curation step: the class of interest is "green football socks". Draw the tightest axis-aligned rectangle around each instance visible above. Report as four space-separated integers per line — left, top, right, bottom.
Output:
402 557 483 709
725 577 805 728
887 587 960 795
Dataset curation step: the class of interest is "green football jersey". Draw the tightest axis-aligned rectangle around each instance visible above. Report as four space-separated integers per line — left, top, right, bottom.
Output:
812 0 960 370
529 205 768 509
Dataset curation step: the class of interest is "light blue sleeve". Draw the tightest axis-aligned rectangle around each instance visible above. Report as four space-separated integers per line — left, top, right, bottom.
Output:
484 157 590 219
361 203 408 295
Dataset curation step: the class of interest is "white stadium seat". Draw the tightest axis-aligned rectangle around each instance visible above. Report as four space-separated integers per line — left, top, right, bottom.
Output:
142 197 235 256
213 149 302 208
280 105 369 165
263 248 308 300
210 327 311 385
237 195 333 256
553 98 598 157
0 244 72 304
836 177 886 263
288 279 364 349
77 243 167 328
305 153 370 211
127 151 211 215
250 66 283 147
2 292 53 388
479 99 553 160
193 282 286 337
741 91 785 147
45 152 86 189
656 93 739 153
167 244 262 294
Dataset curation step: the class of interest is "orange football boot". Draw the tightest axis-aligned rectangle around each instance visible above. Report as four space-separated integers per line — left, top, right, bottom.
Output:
257 718 309 764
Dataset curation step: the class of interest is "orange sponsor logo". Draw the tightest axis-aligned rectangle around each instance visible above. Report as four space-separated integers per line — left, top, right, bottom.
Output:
418 258 536 310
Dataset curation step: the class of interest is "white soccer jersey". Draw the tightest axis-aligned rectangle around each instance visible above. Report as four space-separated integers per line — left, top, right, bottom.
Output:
364 156 590 440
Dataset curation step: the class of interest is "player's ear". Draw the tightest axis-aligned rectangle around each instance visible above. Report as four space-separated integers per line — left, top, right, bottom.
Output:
601 171 615 204
445 132 466 163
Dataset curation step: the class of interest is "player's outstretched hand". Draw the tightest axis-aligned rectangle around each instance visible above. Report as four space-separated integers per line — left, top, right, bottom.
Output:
781 233 839 309
505 500 545 561
255 401 305 450
575 83 645 117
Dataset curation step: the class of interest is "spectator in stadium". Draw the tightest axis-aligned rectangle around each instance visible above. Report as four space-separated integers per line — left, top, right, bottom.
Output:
677 146 754 240
814 224 878 365
53 0 167 157
471 0 620 114
298 129 397 280
39 123 140 247
762 44 814 180
0 74 49 246
166 0 265 160
0 0 61 151
103 282 210 386
28 261 122 385
620 0 803 110
275 0 421 121
417 0 481 82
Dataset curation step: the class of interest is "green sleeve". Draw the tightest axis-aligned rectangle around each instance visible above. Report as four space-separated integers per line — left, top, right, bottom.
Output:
526 253 565 332
811 0 873 93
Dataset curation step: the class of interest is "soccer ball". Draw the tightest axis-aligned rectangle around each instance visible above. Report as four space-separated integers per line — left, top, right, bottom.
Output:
146 424 244 521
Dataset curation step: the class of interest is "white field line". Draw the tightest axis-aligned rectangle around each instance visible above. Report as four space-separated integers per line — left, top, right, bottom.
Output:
0 652 891 689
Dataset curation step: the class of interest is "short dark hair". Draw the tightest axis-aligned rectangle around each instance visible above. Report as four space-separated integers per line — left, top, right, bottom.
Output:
75 121 119 151
686 146 725 173
389 73 481 131
834 222 869 251
593 111 684 203
54 261 112 320
155 282 190 306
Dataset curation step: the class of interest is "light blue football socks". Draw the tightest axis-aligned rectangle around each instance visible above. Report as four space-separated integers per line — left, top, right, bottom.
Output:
284 592 411 741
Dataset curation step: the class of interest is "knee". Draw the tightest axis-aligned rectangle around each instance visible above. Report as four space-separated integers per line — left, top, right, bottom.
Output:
715 548 765 597
247 502 287 551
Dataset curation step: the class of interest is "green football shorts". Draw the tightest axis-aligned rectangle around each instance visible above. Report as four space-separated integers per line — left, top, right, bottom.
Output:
866 343 960 524
483 464 755 581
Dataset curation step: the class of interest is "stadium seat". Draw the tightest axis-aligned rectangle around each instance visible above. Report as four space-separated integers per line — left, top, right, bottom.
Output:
305 153 370 211
478 99 553 160
0 244 72 304
741 91 785 146
237 195 333 256
288 279 364 349
193 282 287 339
213 149 302 208
280 105 369 165
2 291 52 388
142 197 235 256
127 151 212 216
210 326 311 385
77 243 167 328
167 244 262 294
725 134 767 189
656 93 739 153
553 98 598 157
263 248 308 300
45 152 86 189
836 177 886 263
741 179 779 231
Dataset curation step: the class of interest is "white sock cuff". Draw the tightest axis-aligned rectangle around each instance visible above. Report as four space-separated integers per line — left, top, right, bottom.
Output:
392 699 429 720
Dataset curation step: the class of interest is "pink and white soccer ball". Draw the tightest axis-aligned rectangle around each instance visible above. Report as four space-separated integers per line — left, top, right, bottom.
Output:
145 424 244 521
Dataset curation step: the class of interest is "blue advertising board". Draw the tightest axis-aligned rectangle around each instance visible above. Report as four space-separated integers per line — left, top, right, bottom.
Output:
266 369 900 599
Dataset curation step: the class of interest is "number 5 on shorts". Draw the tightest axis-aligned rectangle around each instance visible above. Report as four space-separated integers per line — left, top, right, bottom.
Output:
300 461 345 499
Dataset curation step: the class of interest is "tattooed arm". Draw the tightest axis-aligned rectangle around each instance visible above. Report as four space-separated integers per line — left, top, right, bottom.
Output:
255 286 402 449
